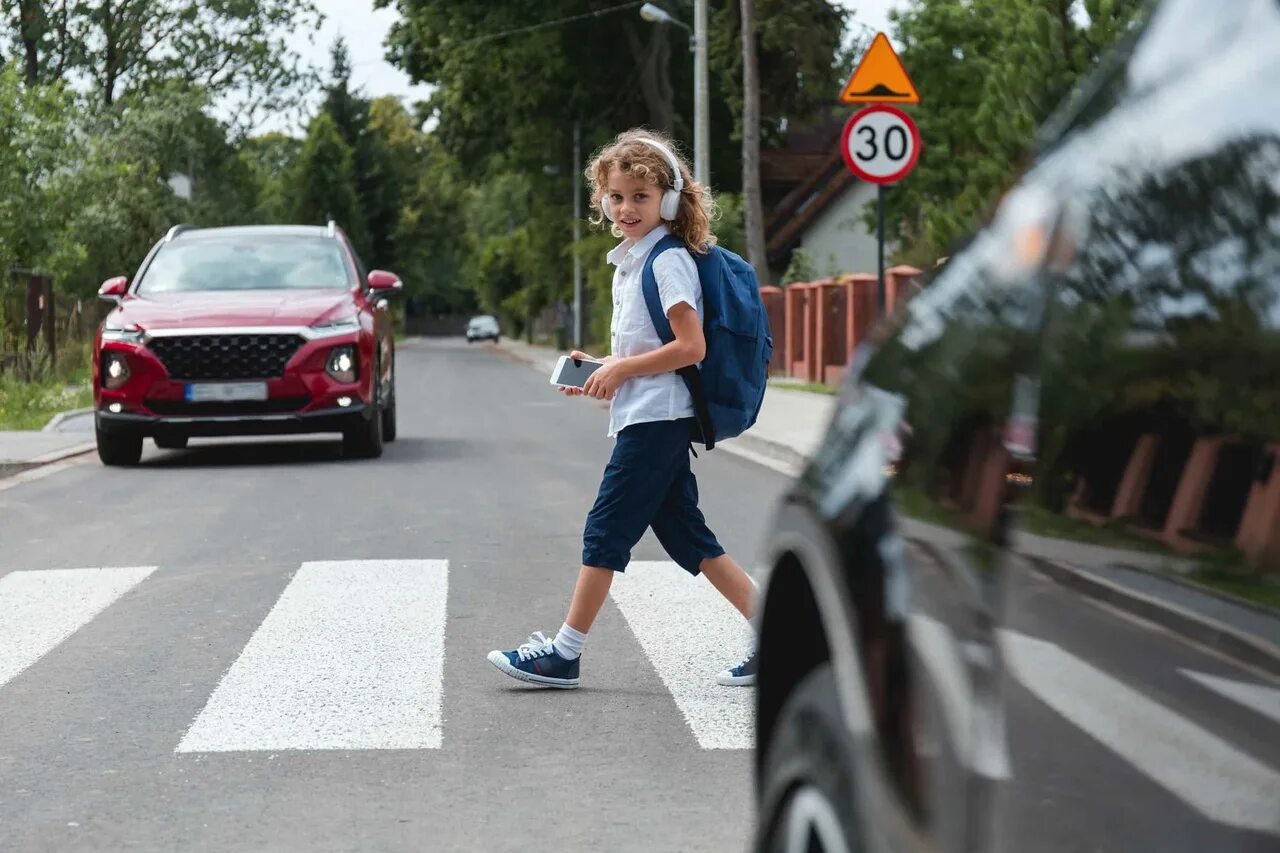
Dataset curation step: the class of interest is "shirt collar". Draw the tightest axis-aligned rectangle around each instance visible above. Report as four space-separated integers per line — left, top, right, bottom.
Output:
607 224 670 268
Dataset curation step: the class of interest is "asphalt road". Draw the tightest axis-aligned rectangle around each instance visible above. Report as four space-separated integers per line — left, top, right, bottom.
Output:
2 338 1277 852
0 338 786 853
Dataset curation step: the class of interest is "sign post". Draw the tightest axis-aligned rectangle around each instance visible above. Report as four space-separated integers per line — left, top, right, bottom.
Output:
837 33 921 319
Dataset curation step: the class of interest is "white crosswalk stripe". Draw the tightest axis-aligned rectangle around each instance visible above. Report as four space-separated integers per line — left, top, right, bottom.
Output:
0 566 156 690
609 560 755 750
906 612 1011 780
1182 669 1280 727
177 559 449 752
1002 629 1280 835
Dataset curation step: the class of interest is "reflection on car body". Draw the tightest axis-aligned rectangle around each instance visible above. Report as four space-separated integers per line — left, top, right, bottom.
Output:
753 1 1280 850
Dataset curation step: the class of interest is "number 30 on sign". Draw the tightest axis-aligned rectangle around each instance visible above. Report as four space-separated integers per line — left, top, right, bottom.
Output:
840 104 921 185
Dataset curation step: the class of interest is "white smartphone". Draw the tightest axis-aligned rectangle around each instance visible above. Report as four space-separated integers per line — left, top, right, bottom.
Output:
550 354 605 388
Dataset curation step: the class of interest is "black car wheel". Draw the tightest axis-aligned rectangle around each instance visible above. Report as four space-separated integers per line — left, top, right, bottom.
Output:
756 665 859 853
381 358 397 442
154 434 188 450
97 424 143 467
343 367 384 459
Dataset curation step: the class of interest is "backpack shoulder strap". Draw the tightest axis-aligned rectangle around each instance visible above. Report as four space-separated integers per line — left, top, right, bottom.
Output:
639 234 716 449
640 234 686 345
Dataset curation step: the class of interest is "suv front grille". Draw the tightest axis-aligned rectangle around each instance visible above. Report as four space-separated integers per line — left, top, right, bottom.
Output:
148 333 305 380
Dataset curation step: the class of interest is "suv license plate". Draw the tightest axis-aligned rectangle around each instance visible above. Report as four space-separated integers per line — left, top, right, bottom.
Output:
184 382 268 403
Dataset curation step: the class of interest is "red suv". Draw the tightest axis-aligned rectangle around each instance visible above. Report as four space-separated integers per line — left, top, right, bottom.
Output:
93 223 401 466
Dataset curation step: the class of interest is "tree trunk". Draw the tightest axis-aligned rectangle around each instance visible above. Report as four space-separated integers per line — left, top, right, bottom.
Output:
18 0 42 86
102 0 118 106
623 21 674 135
740 0 768 282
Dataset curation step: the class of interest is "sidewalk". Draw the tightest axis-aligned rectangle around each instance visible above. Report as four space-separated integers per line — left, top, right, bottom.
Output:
0 409 96 478
495 337 1280 673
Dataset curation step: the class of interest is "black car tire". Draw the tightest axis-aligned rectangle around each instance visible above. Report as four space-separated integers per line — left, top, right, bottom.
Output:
154 434 188 450
381 359 397 443
343 371 384 459
493 334 500 344
97 425 143 467
755 664 860 853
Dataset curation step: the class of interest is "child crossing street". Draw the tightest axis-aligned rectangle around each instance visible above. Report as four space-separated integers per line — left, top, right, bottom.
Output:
487 129 760 690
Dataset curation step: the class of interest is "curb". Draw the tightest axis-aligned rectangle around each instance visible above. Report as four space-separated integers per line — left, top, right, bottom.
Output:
0 441 97 483
43 407 95 433
1109 560 1280 622
1025 555 1280 679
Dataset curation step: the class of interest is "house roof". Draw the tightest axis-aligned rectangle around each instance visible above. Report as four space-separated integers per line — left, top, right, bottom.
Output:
764 150 859 269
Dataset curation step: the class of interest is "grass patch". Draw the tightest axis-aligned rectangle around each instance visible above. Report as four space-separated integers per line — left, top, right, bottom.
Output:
1188 569 1280 611
769 379 837 395
0 342 94 431
1018 504 1172 555
894 486 1280 612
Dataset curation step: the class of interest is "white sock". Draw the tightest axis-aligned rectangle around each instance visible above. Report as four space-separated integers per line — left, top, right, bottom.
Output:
553 622 587 660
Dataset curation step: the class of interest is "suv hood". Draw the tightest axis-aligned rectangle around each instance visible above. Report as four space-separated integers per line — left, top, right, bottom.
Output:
108 290 356 330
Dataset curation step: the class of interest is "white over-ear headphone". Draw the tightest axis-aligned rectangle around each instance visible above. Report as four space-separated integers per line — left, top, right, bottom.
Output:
601 137 685 223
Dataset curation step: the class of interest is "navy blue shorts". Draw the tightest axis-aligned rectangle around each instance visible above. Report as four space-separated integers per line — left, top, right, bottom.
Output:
582 418 725 575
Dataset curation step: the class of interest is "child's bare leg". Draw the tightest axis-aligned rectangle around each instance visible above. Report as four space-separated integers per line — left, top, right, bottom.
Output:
700 553 757 621
565 564 616 633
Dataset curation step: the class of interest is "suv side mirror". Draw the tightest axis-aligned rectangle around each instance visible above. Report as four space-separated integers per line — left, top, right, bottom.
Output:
367 270 403 292
98 276 129 303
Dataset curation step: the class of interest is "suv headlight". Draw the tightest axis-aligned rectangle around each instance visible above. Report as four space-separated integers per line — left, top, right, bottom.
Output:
326 346 357 383
310 316 360 338
102 352 130 389
102 323 145 344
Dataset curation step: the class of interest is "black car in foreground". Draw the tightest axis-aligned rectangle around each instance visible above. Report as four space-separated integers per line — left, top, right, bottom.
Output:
753 1 1280 850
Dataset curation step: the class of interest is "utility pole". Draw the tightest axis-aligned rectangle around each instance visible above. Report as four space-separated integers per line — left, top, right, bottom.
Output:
693 0 709 187
572 119 583 349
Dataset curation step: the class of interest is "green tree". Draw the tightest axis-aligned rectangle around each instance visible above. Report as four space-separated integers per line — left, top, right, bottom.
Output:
292 112 362 237
1 0 322 131
240 132 302 223
882 0 1145 263
393 136 473 314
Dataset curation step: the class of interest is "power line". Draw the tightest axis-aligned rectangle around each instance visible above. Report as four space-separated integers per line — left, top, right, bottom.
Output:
445 1 647 49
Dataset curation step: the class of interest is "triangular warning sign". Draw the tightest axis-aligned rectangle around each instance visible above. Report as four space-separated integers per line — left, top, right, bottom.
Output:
839 33 920 105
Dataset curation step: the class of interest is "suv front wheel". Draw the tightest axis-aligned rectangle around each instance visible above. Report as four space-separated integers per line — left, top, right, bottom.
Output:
343 374 384 459
97 424 143 467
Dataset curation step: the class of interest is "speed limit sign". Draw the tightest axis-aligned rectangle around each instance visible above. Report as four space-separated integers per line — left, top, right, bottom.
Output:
840 104 920 185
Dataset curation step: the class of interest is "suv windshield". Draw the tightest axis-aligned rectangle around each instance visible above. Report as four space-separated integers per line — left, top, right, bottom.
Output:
137 236 352 294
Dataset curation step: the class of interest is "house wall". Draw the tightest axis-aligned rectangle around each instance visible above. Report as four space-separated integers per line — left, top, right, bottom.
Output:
795 181 885 278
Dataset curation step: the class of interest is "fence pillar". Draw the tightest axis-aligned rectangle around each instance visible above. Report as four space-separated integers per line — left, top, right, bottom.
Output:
760 285 785 375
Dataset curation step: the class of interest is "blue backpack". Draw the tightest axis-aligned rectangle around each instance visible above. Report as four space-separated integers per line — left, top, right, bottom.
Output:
641 235 773 450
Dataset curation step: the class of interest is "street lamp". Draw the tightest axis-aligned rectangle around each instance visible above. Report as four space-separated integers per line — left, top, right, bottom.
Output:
640 2 709 189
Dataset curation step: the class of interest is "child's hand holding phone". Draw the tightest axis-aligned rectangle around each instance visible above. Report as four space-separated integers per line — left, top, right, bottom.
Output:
552 351 608 397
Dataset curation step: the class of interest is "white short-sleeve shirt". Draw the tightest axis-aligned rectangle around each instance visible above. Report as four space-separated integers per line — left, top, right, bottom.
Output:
606 224 703 437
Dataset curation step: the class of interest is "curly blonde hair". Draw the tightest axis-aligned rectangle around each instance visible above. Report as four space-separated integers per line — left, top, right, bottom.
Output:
585 128 717 254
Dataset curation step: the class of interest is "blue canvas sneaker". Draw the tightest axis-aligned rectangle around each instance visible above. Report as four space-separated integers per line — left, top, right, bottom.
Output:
716 650 757 686
487 631 581 688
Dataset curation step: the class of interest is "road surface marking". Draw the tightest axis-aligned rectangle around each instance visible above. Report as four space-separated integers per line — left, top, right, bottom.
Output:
610 560 755 749
0 566 157 689
1002 630 1280 834
1182 669 1280 727
178 559 448 752
907 612 1010 779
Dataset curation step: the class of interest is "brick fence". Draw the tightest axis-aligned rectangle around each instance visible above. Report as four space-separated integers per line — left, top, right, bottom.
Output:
762 265 923 381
